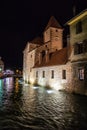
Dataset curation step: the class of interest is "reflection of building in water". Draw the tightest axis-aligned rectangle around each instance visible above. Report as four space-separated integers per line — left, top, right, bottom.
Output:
23 9 87 96
0 57 4 77
0 79 3 105
15 78 19 93
4 77 14 92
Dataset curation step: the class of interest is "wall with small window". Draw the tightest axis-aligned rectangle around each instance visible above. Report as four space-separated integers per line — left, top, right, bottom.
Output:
78 68 84 80
76 21 82 34
71 62 87 95
62 70 66 79
70 15 87 46
74 40 87 55
30 64 72 91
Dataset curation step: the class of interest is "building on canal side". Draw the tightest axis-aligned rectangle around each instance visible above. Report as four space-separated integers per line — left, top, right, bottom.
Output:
0 57 4 77
66 9 87 95
23 9 87 95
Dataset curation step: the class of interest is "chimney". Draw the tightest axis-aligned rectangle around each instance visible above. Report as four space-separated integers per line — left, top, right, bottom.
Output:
73 5 76 16
73 0 76 16
39 52 42 64
46 49 49 62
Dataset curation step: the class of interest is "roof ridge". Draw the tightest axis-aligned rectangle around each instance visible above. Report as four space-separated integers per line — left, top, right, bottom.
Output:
44 16 62 31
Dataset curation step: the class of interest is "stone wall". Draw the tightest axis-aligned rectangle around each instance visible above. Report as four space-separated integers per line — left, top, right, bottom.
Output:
71 61 87 95
30 63 72 91
70 15 87 46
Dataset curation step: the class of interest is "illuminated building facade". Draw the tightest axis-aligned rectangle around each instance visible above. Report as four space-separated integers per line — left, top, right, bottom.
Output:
23 16 72 91
67 9 87 95
23 9 87 95
0 57 4 77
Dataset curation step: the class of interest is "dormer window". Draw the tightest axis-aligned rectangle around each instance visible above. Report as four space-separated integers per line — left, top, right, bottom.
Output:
76 21 82 34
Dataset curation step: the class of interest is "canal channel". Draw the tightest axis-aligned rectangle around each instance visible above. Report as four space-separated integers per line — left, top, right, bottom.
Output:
0 77 87 130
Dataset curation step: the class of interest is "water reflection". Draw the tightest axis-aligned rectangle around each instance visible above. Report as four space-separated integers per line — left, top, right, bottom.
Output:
0 79 3 107
0 78 87 129
15 78 19 93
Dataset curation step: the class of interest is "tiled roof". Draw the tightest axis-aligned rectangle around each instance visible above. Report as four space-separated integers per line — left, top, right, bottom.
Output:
30 37 43 45
45 16 62 31
34 47 68 68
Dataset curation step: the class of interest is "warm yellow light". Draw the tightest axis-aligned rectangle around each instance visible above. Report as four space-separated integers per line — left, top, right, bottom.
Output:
16 70 19 73
67 11 87 25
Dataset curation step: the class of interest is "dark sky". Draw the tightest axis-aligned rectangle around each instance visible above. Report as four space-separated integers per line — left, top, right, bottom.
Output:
0 0 87 70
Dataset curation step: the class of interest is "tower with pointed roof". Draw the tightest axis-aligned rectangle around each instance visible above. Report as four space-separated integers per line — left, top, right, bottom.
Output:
43 16 63 52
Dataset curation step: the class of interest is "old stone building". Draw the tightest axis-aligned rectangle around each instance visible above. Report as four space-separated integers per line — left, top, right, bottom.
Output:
67 9 87 95
0 57 4 77
23 9 87 95
23 16 72 91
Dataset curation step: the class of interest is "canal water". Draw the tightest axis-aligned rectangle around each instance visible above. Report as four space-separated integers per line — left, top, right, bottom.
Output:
0 77 87 130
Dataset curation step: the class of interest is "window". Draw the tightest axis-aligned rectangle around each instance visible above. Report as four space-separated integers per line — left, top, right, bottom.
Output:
51 70 54 78
78 43 83 54
78 68 84 80
36 71 38 78
43 71 45 78
62 70 66 79
76 21 82 34
74 42 84 55
83 39 87 53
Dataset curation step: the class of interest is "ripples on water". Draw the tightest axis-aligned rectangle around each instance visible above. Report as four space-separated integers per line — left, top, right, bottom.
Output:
0 77 87 130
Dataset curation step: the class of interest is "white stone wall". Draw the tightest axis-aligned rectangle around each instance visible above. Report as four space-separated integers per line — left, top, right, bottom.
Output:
30 63 72 91
23 42 37 82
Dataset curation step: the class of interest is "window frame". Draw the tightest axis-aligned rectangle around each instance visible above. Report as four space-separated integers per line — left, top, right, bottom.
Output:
78 68 84 80
51 70 54 79
42 71 45 78
76 21 82 34
62 70 66 79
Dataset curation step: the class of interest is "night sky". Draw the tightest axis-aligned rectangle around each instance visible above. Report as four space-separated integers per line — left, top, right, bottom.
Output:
0 0 87 70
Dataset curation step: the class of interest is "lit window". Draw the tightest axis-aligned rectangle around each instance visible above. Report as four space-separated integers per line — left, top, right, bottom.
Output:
51 70 54 78
62 70 66 79
78 68 84 80
42 71 45 78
